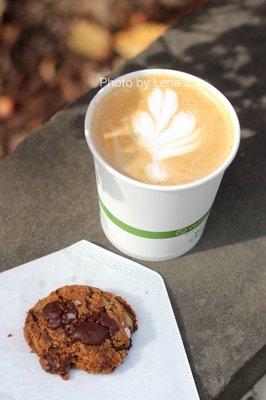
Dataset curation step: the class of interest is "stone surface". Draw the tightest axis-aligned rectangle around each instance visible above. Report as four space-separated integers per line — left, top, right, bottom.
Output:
0 0 265 399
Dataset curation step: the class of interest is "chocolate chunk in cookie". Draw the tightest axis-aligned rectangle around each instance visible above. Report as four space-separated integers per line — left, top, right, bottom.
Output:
73 320 108 345
42 301 64 329
100 314 119 336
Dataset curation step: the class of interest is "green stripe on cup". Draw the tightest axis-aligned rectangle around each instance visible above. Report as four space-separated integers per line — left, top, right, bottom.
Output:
99 198 210 239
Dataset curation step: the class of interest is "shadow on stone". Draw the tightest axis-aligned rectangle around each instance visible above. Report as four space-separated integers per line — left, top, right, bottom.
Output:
166 283 208 400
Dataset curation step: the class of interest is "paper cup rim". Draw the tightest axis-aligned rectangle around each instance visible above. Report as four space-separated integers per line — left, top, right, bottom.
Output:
84 69 240 192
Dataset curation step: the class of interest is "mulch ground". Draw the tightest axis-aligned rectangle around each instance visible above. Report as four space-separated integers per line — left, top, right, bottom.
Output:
0 0 204 160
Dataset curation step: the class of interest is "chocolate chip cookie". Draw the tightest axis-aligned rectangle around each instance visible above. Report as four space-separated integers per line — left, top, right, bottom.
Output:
24 285 137 379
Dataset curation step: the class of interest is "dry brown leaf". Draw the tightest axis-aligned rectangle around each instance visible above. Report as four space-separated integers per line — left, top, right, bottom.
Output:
114 23 168 59
0 96 14 120
129 11 148 25
0 24 20 46
39 57 56 84
67 20 111 61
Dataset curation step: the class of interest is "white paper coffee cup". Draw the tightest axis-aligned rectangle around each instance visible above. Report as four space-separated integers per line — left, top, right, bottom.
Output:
85 69 240 261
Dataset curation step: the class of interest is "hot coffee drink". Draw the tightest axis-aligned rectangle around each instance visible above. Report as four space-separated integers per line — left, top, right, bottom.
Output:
91 73 235 185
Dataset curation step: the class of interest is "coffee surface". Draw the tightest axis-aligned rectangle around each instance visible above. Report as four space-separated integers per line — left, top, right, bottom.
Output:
91 74 235 185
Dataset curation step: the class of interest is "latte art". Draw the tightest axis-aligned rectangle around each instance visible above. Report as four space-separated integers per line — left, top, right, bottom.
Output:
132 88 199 181
91 74 234 185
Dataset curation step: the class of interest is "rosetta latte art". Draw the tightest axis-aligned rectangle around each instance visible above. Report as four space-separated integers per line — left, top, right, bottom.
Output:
132 88 200 182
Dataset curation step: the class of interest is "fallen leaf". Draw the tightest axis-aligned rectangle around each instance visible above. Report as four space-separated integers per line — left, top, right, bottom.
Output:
129 11 148 25
39 57 56 84
0 96 14 120
0 24 20 46
67 20 111 61
114 23 168 59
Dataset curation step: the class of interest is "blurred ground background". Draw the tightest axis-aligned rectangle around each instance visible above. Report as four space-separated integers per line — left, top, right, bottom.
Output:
0 0 205 160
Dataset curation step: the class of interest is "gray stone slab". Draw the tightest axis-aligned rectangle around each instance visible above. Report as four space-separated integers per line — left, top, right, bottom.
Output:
0 0 265 399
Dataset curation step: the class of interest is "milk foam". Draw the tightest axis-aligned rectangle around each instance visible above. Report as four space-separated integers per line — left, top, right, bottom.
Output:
92 75 234 186
132 88 200 181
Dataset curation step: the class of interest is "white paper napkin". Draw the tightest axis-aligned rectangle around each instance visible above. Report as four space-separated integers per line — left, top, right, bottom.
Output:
0 240 199 400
